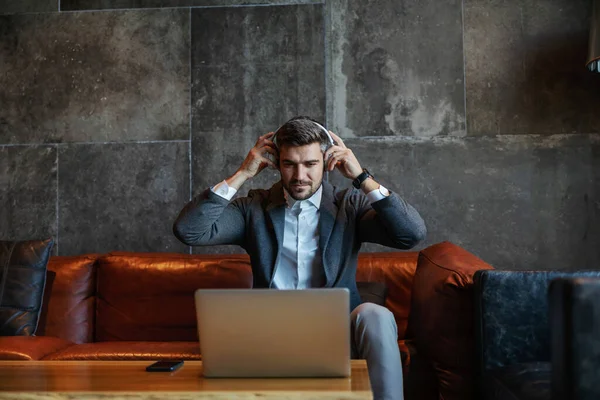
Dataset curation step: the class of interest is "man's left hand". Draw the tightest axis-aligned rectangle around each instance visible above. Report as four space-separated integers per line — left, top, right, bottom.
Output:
324 131 363 180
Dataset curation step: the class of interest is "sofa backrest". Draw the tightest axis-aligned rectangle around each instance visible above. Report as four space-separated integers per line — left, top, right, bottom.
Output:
408 241 495 400
95 252 253 342
39 251 420 343
37 254 98 344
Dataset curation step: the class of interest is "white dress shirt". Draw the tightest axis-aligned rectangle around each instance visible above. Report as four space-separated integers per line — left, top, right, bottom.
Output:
275 186 324 289
211 180 389 288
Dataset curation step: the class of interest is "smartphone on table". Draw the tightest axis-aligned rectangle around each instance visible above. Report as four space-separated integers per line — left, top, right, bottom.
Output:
146 360 184 372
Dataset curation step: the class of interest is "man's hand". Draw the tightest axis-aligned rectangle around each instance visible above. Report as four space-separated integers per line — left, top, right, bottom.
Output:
226 132 278 190
238 131 278 178
324 131 363 180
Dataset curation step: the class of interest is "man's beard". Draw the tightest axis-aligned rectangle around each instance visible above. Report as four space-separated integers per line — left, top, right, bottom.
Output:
283 178 323 200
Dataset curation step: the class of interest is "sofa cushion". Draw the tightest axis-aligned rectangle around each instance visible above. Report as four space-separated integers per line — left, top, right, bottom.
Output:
482 362 551 400
356 281 388 306
0 238 54 336
0 336 73 360
408 241 494 400
46 340 411 364
356 252 418 339
95 252 253 341
37 254 98 344
44 341 201 361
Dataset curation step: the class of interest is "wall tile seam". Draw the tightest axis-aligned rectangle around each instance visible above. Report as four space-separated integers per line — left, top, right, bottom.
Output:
330 133 600 144
188 7 193 256
1 2 324 16
193 61 322 68
0 140 191 147
0 10 60 16
460 132 600 139
55 145 60 256
52 2 325 14
189 6 193 204
322 0 329 128
1 133 599 150
460 0 468 137
0 144 57 148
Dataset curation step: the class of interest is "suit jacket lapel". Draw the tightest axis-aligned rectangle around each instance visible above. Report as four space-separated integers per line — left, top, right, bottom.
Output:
266 181 286 285
319 181 338 286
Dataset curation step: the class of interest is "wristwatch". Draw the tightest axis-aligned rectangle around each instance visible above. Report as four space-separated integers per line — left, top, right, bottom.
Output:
352 168 373 189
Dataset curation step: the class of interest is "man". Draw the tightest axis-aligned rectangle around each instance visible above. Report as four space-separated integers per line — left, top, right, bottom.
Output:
173 116 426 400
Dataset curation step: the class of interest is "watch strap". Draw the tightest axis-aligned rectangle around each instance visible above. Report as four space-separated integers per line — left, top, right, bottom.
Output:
352 168 373 189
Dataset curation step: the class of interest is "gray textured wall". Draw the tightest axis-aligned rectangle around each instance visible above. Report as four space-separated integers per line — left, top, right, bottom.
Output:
1 0 599 271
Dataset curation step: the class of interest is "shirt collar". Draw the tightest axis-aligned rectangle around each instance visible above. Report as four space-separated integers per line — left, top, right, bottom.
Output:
283 184 323 210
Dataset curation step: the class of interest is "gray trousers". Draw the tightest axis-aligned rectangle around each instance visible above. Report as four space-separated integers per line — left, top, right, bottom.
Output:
351 302 404 400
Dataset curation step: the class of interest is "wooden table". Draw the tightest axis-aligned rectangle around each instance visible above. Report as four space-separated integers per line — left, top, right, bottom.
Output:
0 360 371 399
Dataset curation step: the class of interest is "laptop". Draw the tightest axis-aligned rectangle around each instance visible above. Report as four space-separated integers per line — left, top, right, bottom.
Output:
194 288 351 378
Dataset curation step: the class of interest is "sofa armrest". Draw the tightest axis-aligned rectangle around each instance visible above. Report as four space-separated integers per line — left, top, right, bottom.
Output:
550 277 600 400
0 336 74 360
474 270 600 375
408 241 494 400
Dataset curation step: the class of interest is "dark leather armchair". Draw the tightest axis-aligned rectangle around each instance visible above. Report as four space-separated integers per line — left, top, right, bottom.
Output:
473 270 600 400
550 277 600 400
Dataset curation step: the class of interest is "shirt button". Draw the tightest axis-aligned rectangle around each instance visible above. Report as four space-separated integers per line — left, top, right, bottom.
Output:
301 216 305 220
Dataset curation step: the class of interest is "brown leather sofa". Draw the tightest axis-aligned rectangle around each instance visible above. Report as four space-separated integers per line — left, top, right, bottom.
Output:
0 241 493 400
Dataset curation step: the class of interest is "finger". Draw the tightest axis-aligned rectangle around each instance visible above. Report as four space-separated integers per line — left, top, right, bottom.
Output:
262 146 277 156
257 132 275 144
330 148 348 161
327 156 335 171
324 148 334 160
329 149 344 165
259 139 277 150
259 155 278 170
324 145 341 160
255 133 269 147
328 131 345 148
327 153 341 172
258 141 277 155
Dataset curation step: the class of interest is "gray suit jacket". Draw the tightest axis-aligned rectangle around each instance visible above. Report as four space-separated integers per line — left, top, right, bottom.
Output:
173 181 426 311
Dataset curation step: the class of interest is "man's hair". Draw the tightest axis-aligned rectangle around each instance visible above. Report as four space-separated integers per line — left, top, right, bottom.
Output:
274 116 329 152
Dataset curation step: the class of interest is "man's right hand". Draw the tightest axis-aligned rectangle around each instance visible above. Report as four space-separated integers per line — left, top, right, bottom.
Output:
225 132 278 190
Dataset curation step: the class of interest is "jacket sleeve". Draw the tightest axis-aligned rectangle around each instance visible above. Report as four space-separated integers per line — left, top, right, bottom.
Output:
172 188 247 247
357 191 426 249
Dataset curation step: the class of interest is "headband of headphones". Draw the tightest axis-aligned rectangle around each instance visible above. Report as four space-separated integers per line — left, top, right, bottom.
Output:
272 121 335 149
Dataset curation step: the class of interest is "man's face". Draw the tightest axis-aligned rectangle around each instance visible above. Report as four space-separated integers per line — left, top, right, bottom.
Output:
279 142 325 201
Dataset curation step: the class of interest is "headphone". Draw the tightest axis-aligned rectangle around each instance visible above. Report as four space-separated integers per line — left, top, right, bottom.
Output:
271 121 336 181
272 121 335 150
